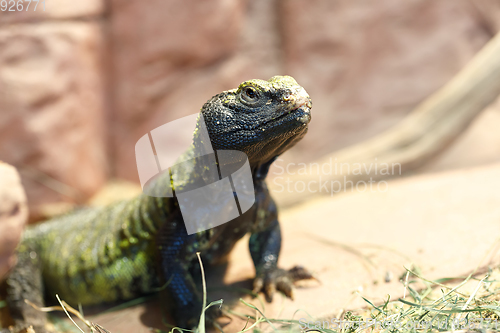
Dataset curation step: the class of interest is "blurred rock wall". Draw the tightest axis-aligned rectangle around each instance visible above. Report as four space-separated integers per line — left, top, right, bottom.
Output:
0 0 108 220
0 0 499 219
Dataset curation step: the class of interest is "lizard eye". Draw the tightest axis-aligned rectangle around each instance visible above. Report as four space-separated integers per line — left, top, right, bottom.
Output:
239 86 260 105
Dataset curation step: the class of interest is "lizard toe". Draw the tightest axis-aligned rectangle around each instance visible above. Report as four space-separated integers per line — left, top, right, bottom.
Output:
253 266 318 302
288 265 319 283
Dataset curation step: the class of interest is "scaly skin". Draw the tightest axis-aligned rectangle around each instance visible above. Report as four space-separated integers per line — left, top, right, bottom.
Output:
4 75 313 331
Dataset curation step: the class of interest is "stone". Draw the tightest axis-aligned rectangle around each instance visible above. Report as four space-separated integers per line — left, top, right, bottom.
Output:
471 0 500 32
0 22 108 221
0 162 28 280
109 0 281 181
110 0 500 183
277 0 494 165
110 0 246 129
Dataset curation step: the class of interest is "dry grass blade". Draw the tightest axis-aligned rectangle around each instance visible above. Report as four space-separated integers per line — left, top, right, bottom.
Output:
25 295 112 333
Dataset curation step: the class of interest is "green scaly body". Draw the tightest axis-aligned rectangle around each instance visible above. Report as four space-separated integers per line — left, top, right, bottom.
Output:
4 75 313 331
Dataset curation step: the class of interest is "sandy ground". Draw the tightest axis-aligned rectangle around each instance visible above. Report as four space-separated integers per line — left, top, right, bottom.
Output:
6 103 499 332
78 161 500 333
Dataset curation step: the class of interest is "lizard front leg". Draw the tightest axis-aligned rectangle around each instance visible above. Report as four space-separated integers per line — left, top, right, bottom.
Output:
249 203 315 302
5 242 48 333
156 218 221 329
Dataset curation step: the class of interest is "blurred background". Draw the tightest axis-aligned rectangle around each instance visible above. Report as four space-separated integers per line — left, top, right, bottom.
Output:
1 0 500 220
2 1 500 330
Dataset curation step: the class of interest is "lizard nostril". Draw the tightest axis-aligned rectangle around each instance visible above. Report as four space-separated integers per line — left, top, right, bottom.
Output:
282 93 294 102
306 98 312 109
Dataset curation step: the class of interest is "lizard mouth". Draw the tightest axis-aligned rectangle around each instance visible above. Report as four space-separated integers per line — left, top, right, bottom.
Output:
268 101 312 127
250 106 310 136
255 85 312 130
274 87 312 125
259 95 311 126
294 106 312 124
289 96 312 123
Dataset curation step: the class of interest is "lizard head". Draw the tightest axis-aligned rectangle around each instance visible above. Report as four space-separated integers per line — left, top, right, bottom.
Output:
201 75 312 169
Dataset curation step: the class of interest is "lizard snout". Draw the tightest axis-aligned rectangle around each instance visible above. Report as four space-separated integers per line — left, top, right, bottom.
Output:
285 87 312 111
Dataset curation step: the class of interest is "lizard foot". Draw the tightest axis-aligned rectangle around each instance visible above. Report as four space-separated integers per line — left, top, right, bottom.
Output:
252 265 318 302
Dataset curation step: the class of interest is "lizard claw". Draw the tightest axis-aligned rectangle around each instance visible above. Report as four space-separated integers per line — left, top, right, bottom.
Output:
288 265 320 283
252 265 317 302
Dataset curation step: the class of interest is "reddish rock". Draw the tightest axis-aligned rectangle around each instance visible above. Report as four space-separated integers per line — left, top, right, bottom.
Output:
110 0 500 183
0 22 108 220
110 0 284 181
278 0 494 165
0 0 104 23
0 162 28 280
110 0 246 127
471 0 500 32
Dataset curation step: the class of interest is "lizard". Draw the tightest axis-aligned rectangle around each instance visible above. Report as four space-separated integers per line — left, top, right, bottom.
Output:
2 75 313 332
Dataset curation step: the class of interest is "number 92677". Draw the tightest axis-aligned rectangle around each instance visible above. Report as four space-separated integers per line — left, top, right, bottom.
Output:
1 0 45 11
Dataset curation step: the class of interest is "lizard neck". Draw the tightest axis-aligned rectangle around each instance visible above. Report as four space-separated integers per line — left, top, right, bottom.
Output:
252 156 278 181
